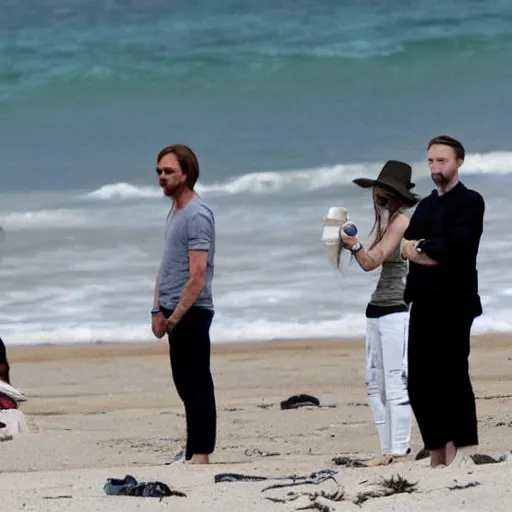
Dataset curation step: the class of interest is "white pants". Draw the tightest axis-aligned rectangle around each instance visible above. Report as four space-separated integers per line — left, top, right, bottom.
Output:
366 312 411 455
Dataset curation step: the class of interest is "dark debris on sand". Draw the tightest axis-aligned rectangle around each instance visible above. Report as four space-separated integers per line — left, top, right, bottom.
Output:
296 501 338 511
266 481 345 510
413 448 507 465
354 474 418 506
415 448 430 460
244 447 280 458
448 481 481 491
332 455 368 468
494 421 512 427
257 403 274 409
470 453 507 465
380 475 418 493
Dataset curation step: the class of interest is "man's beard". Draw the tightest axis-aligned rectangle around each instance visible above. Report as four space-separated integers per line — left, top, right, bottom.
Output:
162 183 180 197
431 173 450 184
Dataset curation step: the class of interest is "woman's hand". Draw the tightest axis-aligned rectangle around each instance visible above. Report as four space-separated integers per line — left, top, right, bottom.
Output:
401 239 418 260
340 230 358 249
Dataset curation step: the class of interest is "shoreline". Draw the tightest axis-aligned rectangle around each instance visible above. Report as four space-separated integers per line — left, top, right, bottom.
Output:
6 331 511 363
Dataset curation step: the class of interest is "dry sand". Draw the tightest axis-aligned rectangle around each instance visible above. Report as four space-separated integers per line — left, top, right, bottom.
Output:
2 334 512 511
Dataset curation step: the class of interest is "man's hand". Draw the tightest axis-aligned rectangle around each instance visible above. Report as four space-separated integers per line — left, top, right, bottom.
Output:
151 311 166 339
165 304 186 334
401 239 438 266
166 316 178 334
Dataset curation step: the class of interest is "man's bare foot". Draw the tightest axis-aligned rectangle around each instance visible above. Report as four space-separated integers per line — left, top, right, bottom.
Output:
444 442 457 466
430 447 446 467
188 454 209 464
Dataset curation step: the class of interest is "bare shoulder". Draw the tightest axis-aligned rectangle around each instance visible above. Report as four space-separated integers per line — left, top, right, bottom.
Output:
389 212 410 233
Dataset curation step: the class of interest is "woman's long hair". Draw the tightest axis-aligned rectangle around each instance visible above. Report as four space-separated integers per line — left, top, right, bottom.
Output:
367 187 407 250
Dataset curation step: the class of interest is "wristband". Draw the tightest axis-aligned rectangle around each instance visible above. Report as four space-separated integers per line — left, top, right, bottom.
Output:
351 241 363 254
151 308 161 315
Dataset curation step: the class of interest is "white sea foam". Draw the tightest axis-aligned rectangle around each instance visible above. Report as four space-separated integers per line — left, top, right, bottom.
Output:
84 182 162 200
83 151 512 200
0 209 91 230
2 313 511 347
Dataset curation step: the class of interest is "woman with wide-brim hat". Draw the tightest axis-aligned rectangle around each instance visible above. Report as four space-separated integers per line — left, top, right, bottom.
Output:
340 160 419 466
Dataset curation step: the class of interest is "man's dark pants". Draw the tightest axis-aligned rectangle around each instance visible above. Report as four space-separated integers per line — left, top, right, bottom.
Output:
407 300 478 450
162 306 216 460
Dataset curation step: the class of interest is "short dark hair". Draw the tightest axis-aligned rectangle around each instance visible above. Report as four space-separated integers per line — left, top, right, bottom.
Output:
427 135 465 160
157 144 200 190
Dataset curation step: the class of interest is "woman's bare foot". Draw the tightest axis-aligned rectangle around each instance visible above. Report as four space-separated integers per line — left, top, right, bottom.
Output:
188 454 210 464
365 454 394 467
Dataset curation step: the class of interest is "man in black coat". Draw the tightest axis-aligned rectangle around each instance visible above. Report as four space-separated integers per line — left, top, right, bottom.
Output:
401 135 485 468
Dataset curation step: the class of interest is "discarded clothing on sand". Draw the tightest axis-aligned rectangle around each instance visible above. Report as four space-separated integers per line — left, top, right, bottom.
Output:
103 474 186 498
280 394 320 410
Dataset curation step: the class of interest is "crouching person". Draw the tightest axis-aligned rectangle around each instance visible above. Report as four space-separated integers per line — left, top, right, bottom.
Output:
0 337 29 439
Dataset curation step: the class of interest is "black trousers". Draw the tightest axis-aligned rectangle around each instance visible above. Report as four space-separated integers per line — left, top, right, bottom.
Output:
161 306 216 460
407 301 478 451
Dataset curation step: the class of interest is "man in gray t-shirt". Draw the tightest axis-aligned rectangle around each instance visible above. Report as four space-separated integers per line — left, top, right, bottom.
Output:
151 144 217 465
158 198 215 312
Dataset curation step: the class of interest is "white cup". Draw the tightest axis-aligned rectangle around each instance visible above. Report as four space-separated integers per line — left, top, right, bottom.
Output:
326 207 347 221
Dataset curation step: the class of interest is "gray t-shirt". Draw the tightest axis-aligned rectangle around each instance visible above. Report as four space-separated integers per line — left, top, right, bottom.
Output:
158 197 215 311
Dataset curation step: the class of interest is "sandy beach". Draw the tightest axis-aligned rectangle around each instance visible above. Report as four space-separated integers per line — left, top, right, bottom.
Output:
2 334 512 511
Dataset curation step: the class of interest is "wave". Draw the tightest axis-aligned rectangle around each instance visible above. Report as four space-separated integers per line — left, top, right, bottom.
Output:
2 313 510 346
212 314 512 342
0 209 91 230
84 182 162 200
84 151 512 200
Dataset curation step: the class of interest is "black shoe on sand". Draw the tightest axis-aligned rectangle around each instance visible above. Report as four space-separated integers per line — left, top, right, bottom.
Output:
280 394 320 410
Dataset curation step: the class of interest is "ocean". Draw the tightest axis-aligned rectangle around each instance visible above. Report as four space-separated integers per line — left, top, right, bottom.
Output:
1 0 512 345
